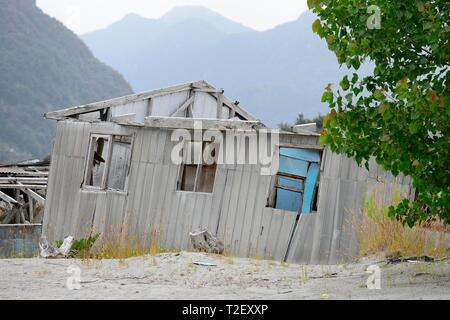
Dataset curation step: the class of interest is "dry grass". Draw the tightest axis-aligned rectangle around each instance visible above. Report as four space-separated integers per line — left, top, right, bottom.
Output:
87 226 176 260
356 187 449 259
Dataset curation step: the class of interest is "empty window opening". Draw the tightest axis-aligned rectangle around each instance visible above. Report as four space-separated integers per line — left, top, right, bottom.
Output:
84 134 132 191
178 141 218 193
76 109 109 122
85 135 110 188
267 147 321 213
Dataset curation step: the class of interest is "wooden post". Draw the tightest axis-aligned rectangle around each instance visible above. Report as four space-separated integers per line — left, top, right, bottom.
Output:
216 91 224 119
29 198 34 223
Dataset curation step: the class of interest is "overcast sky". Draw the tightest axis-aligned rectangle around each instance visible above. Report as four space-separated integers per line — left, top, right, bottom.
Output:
36 0 308 35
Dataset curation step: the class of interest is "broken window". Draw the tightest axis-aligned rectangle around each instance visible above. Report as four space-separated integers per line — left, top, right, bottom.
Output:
107 135 132 191
177 141 218 193
267 147 321 213
84 134 132 191
85 135 110 188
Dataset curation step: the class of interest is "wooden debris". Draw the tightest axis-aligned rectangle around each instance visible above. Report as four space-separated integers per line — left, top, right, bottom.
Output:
190 230 224 254
0 163 48 225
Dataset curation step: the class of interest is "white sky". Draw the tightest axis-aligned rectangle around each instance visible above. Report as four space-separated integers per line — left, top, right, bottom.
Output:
36 0 308 35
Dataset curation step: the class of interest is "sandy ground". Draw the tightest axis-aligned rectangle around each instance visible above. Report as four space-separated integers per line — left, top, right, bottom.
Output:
0 252 449 300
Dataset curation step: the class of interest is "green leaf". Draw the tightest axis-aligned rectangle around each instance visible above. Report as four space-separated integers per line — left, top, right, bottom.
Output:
326 34 336 45
321 91 333 103
351 59 361 70
382 110 393 121
409 123 419 134
312 19 322 34
373 89 385 101
307 0 320 9
319 131 332 145
378 103 389 114
340 75 350 91
423 22 432 30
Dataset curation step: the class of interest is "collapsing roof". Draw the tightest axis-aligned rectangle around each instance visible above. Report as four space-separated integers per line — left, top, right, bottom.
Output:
45 80 261 127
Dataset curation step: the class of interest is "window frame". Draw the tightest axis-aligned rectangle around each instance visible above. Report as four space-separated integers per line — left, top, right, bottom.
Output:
82 133 133 193
176 140 219 194
266 146 322 214
267 172 305 212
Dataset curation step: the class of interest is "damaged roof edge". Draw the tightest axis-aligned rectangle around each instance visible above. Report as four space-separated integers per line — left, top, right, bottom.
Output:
44 80 258 123
142 116 264 131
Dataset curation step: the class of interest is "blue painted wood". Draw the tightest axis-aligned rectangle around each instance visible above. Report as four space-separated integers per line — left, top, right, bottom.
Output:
279 155 308 177
276 189 303 212
276 148 321 213
280 147 321 163
302 162 320 214
278 177 303 190
275 177 304 212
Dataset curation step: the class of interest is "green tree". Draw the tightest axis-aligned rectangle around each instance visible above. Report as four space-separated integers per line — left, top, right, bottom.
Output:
278 113 325 132
309 0 449 226
278 122 294 132
295 113 324 129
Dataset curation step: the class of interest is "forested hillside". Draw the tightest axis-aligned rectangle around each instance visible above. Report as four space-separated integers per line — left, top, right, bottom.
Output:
0 0 133 162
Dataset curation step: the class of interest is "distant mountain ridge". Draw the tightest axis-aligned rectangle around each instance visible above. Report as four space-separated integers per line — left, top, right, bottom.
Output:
82 6 370 126
0 0 133 162
160 5 253 34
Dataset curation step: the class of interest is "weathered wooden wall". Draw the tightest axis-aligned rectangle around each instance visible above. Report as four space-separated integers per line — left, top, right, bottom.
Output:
43 120 413 264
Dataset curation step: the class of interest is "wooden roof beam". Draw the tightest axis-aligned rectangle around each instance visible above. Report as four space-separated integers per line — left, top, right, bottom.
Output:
143 116 264 131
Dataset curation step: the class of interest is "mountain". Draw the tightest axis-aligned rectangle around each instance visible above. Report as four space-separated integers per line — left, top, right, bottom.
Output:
160 5 253 34
82 7 372 127
0 0 133 162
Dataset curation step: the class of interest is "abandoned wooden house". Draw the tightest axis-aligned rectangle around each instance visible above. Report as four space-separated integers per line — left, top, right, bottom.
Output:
42 80 414 264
